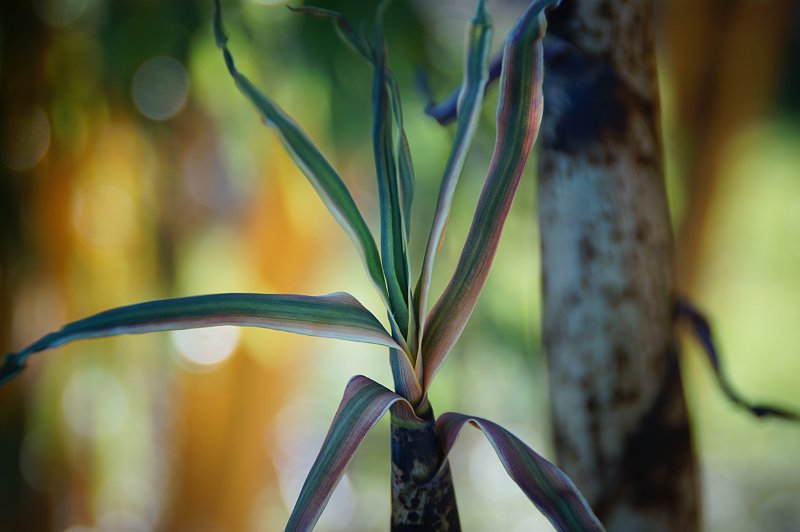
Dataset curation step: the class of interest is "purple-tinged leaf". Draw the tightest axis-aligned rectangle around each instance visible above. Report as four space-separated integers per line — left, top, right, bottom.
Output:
0 293 401 385
286 375 422 531
415 0 492 360
213 0 390 310
676 298 799 421
421 0 558 390
436 413 605 532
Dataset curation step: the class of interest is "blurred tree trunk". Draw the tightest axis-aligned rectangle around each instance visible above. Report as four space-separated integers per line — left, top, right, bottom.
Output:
660 0 793 290
537 1 698 529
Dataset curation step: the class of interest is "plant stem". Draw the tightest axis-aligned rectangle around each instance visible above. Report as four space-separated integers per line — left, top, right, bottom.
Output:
390 402 460 531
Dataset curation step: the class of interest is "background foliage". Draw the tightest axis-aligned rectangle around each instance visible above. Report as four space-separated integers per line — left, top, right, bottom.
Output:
1 0 799 530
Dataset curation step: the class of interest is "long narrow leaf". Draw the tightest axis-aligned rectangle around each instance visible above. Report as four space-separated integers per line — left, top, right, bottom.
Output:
286 375 421 531
371 23 411 337
212 0 388 306
436 413 605 531
676 299 799 420
415 0 492 357
290 5 416 347
0 293 400 385
421 0 557 390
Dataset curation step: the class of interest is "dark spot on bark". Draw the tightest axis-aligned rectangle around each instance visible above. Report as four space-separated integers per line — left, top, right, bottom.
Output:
579 234 597 264
635 222 649 242
615 344 630 373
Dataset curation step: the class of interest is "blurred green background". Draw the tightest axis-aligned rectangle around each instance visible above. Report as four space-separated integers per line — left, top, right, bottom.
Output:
0 0 798 530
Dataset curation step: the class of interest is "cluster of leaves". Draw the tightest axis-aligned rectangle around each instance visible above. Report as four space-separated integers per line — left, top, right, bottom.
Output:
1 0 607 529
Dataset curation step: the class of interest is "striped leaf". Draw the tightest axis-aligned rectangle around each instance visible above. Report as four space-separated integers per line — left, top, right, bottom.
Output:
0 293 402 385
370 12 411 340
421 0 557 390
212 0 388 306
286 375 421 531
290 4 416 346
436 413 605 532
415 0 492 356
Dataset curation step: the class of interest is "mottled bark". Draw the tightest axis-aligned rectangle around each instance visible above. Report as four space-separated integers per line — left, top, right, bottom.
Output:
391 402 460 531
538 1 698 529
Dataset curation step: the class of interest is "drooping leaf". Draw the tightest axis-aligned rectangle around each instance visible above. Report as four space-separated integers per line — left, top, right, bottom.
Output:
212 0 389 307
0 293 401 385
421 0 558 390
676 299 799 421
415 0 492 356
286 375 422 531
436 413 605 532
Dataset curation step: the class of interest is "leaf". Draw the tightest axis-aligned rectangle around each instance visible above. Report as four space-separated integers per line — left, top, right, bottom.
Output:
436 413 605 532
286 375 421 531
418 49 503 126
212 0 388 306
421 0 557 390
371 27 411 339
0 293 400 385
415 0 492 355
676 298 799 421
291 5 415 339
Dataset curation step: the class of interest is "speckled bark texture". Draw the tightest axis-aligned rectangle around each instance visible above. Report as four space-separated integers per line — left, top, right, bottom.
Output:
390 404 460 531
538 1 699 530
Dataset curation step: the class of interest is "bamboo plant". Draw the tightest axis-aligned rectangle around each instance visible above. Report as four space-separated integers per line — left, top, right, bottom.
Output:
1 0 605 529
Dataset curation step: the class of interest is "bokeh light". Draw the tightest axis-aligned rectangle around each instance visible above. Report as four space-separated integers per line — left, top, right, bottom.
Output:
2 105 51 171
131 56 189 121
170 326 241 369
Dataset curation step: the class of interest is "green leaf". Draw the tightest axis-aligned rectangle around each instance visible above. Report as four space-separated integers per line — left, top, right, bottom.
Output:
286 375 421 531
371 30 411 339
436 413 605 532
291 5 416 345
0 293 399 384
212 0 389 307
421 0 557 390
415 0 492 354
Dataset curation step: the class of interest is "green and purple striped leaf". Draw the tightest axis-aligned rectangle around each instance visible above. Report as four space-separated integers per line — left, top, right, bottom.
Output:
0 292 401 385
370 14 411 339
213 0 389 306
436 413 605 532
421 0 557 390
415 0 492 356
286 375 421 531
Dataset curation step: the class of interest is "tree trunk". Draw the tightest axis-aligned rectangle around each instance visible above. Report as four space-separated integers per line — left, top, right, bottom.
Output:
390 401 460 531
538 1 699 529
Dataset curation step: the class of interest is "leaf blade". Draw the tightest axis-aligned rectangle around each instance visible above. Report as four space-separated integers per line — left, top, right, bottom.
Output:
1 292 399 384
213 0 388 305
421 0 557 390
436 413 605 532
286 375 421 531
415 0 492 355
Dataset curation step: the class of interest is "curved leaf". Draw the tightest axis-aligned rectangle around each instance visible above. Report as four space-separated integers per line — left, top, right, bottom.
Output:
436 413 605 532
286 375 422 531
0 292 399 385
415 0 492 356
422 0 558 390
676 298 799 421
212 0 388 305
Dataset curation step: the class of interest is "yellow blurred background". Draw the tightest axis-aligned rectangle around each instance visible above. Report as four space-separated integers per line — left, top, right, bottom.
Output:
0 0 798 530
